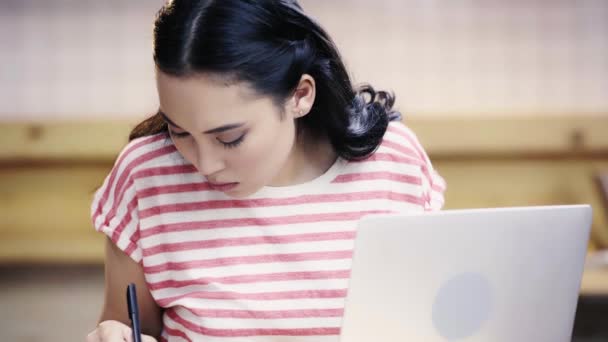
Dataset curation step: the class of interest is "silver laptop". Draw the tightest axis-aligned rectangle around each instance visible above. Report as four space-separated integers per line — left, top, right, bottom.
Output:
340 205 592 342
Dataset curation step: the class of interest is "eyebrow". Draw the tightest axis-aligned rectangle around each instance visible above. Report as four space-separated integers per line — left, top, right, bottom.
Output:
159 110 245 134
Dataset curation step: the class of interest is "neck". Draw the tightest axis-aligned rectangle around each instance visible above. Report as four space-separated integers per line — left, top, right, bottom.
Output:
270 131 337 187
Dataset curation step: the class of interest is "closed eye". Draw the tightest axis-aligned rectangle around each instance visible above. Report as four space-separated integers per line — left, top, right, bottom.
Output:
218 134 245 149
169 129 190 138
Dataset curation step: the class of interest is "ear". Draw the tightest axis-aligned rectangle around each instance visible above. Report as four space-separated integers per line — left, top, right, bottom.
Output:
289 74 316 119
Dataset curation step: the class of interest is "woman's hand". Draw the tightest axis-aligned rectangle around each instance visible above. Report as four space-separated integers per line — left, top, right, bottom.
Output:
86 320 158 342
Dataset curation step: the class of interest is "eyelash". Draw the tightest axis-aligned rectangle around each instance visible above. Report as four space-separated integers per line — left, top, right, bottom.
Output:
169 130 245 149
170 130 190 138
221 134 245 149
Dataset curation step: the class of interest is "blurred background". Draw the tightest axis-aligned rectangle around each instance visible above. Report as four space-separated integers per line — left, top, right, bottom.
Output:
0 0 607 341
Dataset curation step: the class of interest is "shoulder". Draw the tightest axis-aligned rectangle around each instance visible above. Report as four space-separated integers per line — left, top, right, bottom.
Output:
340 120 433 180
377 120 447 209
90 133 184 259
111 133 177 175
372 120 432 164
384 120 447 209
90 132 182 222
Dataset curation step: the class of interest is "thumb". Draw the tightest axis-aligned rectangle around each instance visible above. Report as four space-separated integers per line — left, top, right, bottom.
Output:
142 335 158 342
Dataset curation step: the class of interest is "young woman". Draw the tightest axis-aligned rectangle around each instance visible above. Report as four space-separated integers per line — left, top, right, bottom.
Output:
87 0 445 341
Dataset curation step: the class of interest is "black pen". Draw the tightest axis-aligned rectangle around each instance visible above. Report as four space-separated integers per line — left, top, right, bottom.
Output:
127 283 142 342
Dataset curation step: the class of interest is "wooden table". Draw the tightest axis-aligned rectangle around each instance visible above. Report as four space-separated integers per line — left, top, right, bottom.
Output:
580 267 608 295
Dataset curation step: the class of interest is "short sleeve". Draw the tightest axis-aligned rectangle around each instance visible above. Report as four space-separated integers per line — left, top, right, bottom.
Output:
419 150 446 211
410 133 446 211
90 144 143 263
387 121 447 211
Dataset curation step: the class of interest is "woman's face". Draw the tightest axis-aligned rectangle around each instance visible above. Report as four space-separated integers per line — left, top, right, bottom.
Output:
155 71 298 198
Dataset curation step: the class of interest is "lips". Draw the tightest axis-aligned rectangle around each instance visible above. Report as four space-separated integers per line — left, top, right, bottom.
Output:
207 181 239 192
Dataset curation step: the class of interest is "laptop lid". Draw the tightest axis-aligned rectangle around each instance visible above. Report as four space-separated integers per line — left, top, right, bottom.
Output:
340 205 592 342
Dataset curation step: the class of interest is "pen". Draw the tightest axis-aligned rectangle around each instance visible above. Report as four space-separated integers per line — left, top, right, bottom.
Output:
127 283 142 342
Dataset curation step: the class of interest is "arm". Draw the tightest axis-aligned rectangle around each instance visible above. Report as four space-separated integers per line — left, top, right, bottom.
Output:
98 236 164 338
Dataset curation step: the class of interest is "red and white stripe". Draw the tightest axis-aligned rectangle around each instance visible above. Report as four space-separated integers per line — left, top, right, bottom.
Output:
91 121 445 341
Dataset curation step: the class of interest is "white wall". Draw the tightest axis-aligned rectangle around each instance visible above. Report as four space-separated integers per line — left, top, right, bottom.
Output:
1 0 606 121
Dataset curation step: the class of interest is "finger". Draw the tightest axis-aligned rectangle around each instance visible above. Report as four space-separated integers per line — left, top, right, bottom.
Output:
124 332 157 342
142 335 158 342
120 327 157 342
121 329 133 342
86 330 101 342
121 327 133 342
97 320 131 341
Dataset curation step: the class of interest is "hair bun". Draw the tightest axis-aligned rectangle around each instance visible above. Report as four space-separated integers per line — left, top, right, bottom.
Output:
336 84 401 160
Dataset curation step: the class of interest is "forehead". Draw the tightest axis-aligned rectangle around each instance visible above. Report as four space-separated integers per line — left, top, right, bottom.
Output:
155 71 272 123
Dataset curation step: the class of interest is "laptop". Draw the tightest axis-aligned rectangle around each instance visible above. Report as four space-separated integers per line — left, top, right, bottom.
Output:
340 205 592 342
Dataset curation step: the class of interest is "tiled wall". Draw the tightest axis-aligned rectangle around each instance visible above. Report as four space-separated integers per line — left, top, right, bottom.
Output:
1 0 606 121
0 0 164 120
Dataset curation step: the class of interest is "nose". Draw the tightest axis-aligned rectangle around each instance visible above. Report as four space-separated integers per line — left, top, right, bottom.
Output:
194 141 224 177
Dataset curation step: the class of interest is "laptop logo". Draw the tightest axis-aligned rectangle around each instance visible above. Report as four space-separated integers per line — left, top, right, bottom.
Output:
432 272 493 340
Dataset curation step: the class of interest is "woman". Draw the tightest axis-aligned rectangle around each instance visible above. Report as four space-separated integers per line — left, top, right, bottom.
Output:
87 0 445 341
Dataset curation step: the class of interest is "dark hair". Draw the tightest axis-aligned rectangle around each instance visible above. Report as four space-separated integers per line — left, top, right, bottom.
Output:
130 0 401 160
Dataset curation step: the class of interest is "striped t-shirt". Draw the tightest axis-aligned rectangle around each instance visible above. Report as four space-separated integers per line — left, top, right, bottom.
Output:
91 120 446 342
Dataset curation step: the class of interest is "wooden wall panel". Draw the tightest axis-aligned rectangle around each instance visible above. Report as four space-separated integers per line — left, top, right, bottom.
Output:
1 116 607 263
437 160 608 248
0 166 111 263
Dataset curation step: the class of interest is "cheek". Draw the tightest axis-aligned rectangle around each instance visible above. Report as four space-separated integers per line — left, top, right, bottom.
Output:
231 134 273 170
231 127 292 173
172 137 197 165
